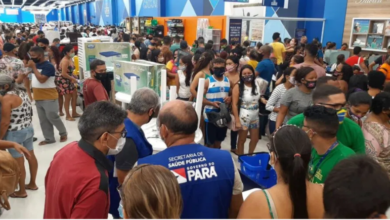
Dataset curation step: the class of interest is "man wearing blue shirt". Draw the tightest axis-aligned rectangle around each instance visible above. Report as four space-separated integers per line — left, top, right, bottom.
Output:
255 45 275 94
138 100 243 219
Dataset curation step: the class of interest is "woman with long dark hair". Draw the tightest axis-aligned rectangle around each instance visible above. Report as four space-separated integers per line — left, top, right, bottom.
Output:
238 125 324 218
175 55 194 101
190 52 214 98
333 63 353 93
226 56 240 153
275 67 317 128
232 65 261 155
49 45 63 115
56 44 79 121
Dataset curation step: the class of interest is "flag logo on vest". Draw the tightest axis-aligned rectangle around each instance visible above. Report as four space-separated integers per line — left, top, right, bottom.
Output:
171 168 187 184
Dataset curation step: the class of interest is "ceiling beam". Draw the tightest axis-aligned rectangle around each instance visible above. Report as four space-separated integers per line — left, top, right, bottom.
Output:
30 0 40 6
20 0 27 8
0 0 4 7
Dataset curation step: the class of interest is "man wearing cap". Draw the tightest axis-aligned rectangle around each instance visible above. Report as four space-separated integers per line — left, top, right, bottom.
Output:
0 43 28 85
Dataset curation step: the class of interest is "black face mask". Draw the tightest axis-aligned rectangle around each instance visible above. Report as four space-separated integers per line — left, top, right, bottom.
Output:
0 89 7 96
95 72 106 80
40 46 46 51
213 67 226 77
31 57 40 63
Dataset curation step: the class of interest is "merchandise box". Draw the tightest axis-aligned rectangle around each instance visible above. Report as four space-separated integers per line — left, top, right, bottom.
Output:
135 60 164 96
113 61 155 95
84 42 131 71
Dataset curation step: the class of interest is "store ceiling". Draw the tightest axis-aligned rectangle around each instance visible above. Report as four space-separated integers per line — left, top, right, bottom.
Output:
0 0 90 8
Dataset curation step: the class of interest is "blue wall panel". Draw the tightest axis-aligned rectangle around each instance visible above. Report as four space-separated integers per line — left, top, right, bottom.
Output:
46 9 59 22
79 4 84 25
0 9 35 23
298 0 325 43
323 0 348 47
22 10 35 23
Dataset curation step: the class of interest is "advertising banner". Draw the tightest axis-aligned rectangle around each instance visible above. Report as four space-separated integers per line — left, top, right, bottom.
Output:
83 42 131 71
353 19 369 34
229 19 242 45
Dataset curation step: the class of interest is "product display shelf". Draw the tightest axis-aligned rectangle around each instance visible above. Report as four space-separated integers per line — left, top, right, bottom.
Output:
350 18 390 52
167 19 185 39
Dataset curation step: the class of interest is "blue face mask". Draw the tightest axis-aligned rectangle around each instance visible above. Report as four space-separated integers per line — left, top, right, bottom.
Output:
118 202 124 218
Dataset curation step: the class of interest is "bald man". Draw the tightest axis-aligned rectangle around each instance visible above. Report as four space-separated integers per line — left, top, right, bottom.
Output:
138 100 243 219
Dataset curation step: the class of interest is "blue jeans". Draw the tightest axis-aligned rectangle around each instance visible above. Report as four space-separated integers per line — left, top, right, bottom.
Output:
5 126 34 158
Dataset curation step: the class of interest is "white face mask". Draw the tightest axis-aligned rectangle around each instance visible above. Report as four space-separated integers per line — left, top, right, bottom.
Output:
107 136 126 155
289 76 295 85
158 57 164 63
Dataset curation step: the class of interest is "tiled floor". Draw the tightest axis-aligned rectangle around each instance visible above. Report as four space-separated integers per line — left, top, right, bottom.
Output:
1 105 270 219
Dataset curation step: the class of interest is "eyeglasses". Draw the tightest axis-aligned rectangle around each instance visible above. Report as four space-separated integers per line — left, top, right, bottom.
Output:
317 103 346 111
96 129 127 140
110 129 127 138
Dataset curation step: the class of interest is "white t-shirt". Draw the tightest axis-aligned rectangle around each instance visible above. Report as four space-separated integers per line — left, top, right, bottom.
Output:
177 70 191 98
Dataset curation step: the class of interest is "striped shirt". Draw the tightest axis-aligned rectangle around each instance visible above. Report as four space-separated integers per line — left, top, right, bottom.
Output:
266 84 288 121
204 75 230 122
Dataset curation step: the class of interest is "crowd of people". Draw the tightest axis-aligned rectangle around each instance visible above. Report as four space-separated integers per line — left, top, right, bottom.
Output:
0 23 389 219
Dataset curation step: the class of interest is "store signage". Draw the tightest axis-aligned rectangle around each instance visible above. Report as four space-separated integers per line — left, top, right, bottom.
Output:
355 0 385 3
229 19 242 45
262 0 287 8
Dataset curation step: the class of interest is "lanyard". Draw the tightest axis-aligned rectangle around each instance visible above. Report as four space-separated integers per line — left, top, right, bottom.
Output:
309 141 338 180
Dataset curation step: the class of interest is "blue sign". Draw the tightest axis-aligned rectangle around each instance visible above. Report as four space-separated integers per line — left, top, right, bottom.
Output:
229 19 242 45
262 0 286 8
224 0 249 2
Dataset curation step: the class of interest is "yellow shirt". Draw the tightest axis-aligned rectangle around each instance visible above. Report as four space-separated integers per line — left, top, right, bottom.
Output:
379 63 390 81
270 42 286 65
247 60 258 70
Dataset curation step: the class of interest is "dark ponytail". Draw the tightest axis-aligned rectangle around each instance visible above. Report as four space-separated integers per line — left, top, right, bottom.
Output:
192 52 213 80
269 125 311 218
181 55 194 87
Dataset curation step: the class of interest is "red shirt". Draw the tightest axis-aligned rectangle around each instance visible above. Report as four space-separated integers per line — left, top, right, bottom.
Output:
44 140 112 219
33 35 39 45
346 55 364 67
83 78 109 107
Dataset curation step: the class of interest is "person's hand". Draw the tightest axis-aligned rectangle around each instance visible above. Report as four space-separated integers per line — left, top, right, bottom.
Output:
260 97 267 105
224 96 232 105
211 101 220 108
71 77 78 83
27 60 35 68
13 143 30 158
235 120 242 130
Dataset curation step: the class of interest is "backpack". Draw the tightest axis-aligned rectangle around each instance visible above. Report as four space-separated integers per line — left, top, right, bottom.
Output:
206 103 232 128
0 151 19 212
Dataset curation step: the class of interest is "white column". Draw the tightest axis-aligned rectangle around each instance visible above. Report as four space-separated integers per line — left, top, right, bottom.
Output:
161 69 167 104
195 78 205 129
